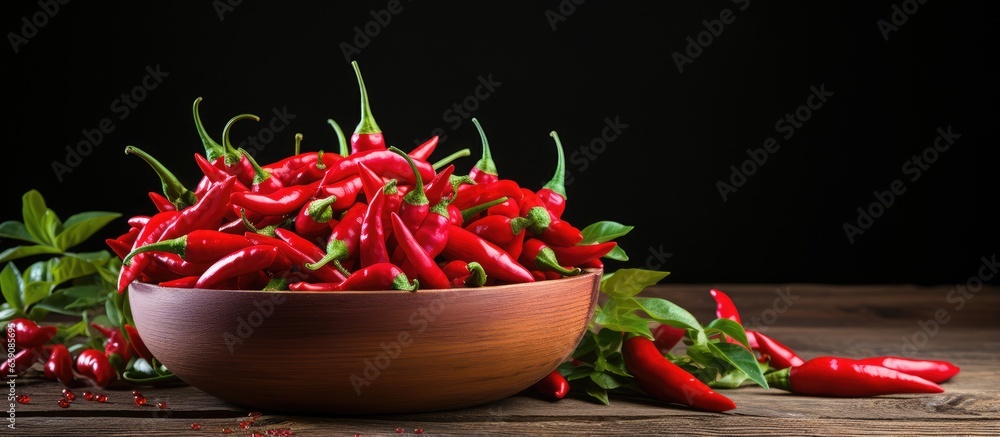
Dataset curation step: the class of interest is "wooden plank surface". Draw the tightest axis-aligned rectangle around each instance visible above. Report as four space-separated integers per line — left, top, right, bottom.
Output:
8 284 999 436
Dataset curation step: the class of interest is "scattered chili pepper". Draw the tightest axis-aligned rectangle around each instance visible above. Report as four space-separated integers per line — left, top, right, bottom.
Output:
349 60 386 154
748 330 804 370
290 262 417 291
9 318 57 349
533 369 570 401
536 131 568 219
75 349 118 388
710 288 758 348
853 356 960 384
43 344 76 386
390 212 451 289
622 335 737 413
765 356 944 397
91 323 134 365
468 118 499 184
441 224 534 284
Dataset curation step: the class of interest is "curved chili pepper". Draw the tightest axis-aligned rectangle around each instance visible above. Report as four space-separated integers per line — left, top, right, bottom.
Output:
239 148 284 194
124 324 154 362
536 131 568 219
195 245 281 289
123 230 253 265
294 195 339 240
124 145 198 210
533 369 570 401
290 262 417 291
519 238 582 277
765 356 944 397
523 202 583 247
465 214 531 246
357 161 387 202
159 275 200 288
461 196 511 224
194 152 251 193
148 191 177 213
118 210 180 292
390 212 450 289
468 118 499 184
424 164 455 206
44 344 75 386
9 318 57 349
441 225 535 284
285 149 342 187
408 135 439 162
502 229 528 264
192 96 225 162
548 241 617 267
854 356 960 384
441 260 485 287
245 232 346 283
350 60 386 154
75 348 118 388
159 176 238 241
0 347 39 376
486 198 520 218
323 148 435 186
748 330 804 370
215 114 261 187
389 146 430 231
412 196 454 259
652 324 687 353
230 181 321 217
307 202 368 271
710 288 758 348
623 335 737 413
91 323 134 365
320 174 365 211
359 185 390 267
453 179 522 212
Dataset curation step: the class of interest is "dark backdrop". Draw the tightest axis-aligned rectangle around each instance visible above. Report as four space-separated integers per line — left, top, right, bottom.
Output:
2 1 997 285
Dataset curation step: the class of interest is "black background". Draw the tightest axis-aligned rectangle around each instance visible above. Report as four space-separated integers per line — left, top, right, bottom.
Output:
1 1 997 285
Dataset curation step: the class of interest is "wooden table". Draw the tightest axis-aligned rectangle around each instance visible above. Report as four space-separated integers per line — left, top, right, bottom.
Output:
9 284 999 436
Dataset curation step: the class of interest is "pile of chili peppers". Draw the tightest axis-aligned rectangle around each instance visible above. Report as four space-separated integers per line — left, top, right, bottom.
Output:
110 61 618 293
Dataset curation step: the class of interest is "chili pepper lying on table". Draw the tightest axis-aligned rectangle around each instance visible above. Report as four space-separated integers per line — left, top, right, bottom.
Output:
75 348 118 388
9 318 57 349
533 369 570 401
747 329 804 370
853 356 960 384
765 356 944 397
622 335 737 413
43 344 76 386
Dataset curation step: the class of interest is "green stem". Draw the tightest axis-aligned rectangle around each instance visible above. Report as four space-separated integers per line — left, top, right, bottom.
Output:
328 118 349 156
389 147 428 207
239 148 272 185
351 60 381 135
433 148 472 170
192 97 225 162
222 113 260 166
123 145 198 209
461 196 508 223
294 133 303 156
542 131 567 199
535 246 581 276
764 368 791 391
471 118 497 177
307 195 338 223
464 262 487 287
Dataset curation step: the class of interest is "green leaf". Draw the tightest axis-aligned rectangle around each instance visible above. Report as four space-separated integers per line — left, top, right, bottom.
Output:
580 221 634 244
634 297 703 331
106 295 123 327
40 210 63 245
596 312 653 338
22 280 53 307
0 221 38 244
62 285 106 310
1 263 24 311
594 327 624 354
49 255 102 286
21 190 52 245
32 289 84 316
0 245 64 264
590 370 629 390
600 268 670 299
128 357 157 377
56 212 121 251
0 304 19 322
24 261 52 283
706 318 751 349
582 378 610 405
707 342 769 389
603 244 629 261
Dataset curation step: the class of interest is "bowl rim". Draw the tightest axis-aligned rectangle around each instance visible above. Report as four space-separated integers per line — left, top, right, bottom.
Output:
128 267 604 295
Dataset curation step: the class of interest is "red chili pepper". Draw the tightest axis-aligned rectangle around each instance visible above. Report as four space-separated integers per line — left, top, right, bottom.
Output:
522 194 583 247
460 196 511 224
440 260 487 287
766 356 944 397
194 152 251 193
465 214 531 246
320 174 365 211
91 323 134 364
547 241 617 267
748 330 804 370
9 318 58 349
214 113 261 187
1 347 39 376
323 149 436 187
240 148 284 194
854 356 960 384
710 289 759 348
123 230 253 265
359 185 390 267
652 324 687 353
411 196 453 259
124 145 198 210
519 238 581 277
306 202 368 271
390 212 451 289
237 270 272 290
192 96 226 162
118 210 181 292
533 369 570 401
389 147 431 232
486 197 520 218
124 324 154 362
622 335 737 413
453 179 522 212
468 118 499 184
160 176 238 241
441 225 535 284
294 195 339 241
423 164 455 205
245 232 345 283
502 228 528 263
148 192 177 213
159 275 200 288
43 344 75 386
75 349 118 388
357 161 387 202
535 131 568 219
230 182 320 216
349 61 386 154
195 245 283 289
408 135 439 162
290 262 417 291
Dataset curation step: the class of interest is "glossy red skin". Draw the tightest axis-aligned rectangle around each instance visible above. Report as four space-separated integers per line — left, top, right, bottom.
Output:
75 349 117 388
536 187 566 219
195 245 278 289
788 356 944 396
44 344 76 386
855 356 960 384
124 324 154 362
390 212 450 290
9 318 57 349
709 288 758 349
749 330 804 370
441 225 535 284
1 347 40 376
623 336 737 413
534 369 570 401
652 324 687 353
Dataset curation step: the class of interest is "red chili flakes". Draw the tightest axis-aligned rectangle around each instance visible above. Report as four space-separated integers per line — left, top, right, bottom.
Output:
264 428 294 436
190 422 202 430
222 428 233 434
16 394 30 404
240 419 253 429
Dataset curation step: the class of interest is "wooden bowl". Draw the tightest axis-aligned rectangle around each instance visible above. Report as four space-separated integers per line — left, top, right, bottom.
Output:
128 269 601 414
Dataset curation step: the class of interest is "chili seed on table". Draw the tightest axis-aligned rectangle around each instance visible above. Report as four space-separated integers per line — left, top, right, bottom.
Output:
190 422 201 430
83 391 94 401
61 389 75 401
96 394 108 403
57 399 70 408
134 394 147 407
16 394 30 404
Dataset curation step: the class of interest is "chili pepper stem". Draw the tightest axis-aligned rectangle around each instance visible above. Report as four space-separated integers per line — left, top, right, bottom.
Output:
765 367 792 391
352 60 381 135
222 114 260 166
542 131 567 199
470 118 498 180
465 261 487 287
294 132 303 156
193 97 225 162
433 148 472 170
389 146 428 207
461 196 509 223
124 145 198 209
328 118 349 157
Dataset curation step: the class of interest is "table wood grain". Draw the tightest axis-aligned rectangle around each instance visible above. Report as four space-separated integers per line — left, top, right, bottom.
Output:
8 284 999 436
